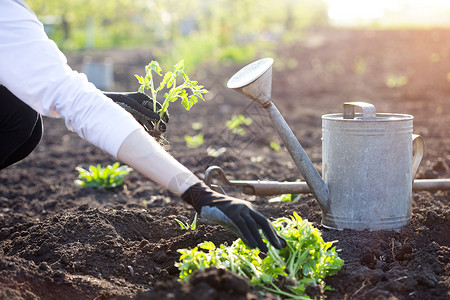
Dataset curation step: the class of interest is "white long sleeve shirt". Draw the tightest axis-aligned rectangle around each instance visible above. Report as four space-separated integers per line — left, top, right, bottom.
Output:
0 0 142 157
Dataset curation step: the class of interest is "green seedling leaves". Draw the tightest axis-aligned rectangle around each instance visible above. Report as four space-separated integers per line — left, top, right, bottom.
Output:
135 60 208 129
74 162 133 189
268 193 302 203
190 213 198 230
206 147 227 158
191 122 203 130
226 114 253 135
270 141 281 151
147 60 162 75
175 219 190 230
184 133 204 148
175 212 344 299
175 213 198 231
386 75 408 88
250 156 264 163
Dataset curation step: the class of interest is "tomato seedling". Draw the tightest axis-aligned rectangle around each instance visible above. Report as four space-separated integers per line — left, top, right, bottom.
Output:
176 212 344 299
135 60 208 129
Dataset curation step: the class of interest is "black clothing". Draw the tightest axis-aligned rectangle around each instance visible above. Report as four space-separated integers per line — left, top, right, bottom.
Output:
0 85 43 170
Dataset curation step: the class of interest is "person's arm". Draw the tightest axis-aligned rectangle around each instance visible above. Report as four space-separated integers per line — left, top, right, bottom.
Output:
117 128 200 195
0 0 141 157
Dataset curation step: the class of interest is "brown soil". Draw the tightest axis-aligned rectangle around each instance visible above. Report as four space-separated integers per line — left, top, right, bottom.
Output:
1 29 449 300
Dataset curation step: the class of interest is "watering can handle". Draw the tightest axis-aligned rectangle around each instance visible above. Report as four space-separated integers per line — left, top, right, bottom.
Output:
412 134 424 183
343 102 376 120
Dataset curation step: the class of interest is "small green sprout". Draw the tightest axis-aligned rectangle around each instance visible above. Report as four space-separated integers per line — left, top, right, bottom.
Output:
270 141 281 151
175 213 198 230
74 162 133 188
250 155 264 163
268 193 302 203
135 60 208 128
206 147 227 158
184 133 204 148
226 114 253 135
386 75 408 88
191 122 203 130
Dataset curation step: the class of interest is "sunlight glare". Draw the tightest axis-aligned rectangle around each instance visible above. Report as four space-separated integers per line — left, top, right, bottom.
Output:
328 0 385 20
327 0 450 26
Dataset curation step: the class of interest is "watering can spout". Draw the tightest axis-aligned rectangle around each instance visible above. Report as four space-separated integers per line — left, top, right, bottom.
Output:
227 58 330 213
227 58 273 107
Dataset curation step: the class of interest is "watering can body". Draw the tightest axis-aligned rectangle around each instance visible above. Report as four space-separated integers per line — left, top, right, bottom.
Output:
322 102 423 230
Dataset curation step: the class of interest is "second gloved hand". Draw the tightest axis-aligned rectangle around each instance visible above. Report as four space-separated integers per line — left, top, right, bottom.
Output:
182 182 286 253
105 92 169 133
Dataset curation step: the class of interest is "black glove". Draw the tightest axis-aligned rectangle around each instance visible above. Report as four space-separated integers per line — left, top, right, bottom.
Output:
182 182 286 253
104 92 169 132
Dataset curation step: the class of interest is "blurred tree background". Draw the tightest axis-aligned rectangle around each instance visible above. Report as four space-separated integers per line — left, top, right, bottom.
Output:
28 0 328 70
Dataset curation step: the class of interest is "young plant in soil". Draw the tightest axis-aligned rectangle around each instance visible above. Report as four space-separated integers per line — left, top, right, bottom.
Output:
225 114 253 135
270 140 281 151
206 146 227 158
268 193 302 203
175 213 198 231
74 162 133 189
184 133 204 148
135 60 208 137
176 212 344 299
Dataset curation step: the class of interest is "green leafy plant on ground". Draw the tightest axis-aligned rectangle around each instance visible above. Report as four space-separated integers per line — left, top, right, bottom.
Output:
74 162 133 188
386 75 408 88
191 122 203 130
176 212 344 299
135 60 208 128
175 213 198 231
226 114 253 135
206 147 227 158
250 155 264 163
270 141 281 151
268 193 302 203
184 133 204 148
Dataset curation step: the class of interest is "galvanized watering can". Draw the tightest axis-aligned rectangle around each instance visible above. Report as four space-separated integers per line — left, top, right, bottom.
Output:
205 58 450 231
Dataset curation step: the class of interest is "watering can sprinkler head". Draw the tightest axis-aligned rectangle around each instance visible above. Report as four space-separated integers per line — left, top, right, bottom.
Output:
227 58 273 107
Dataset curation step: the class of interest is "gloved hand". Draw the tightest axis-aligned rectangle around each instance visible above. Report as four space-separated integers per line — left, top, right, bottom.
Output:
182 182 286 252
104 92 169 133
